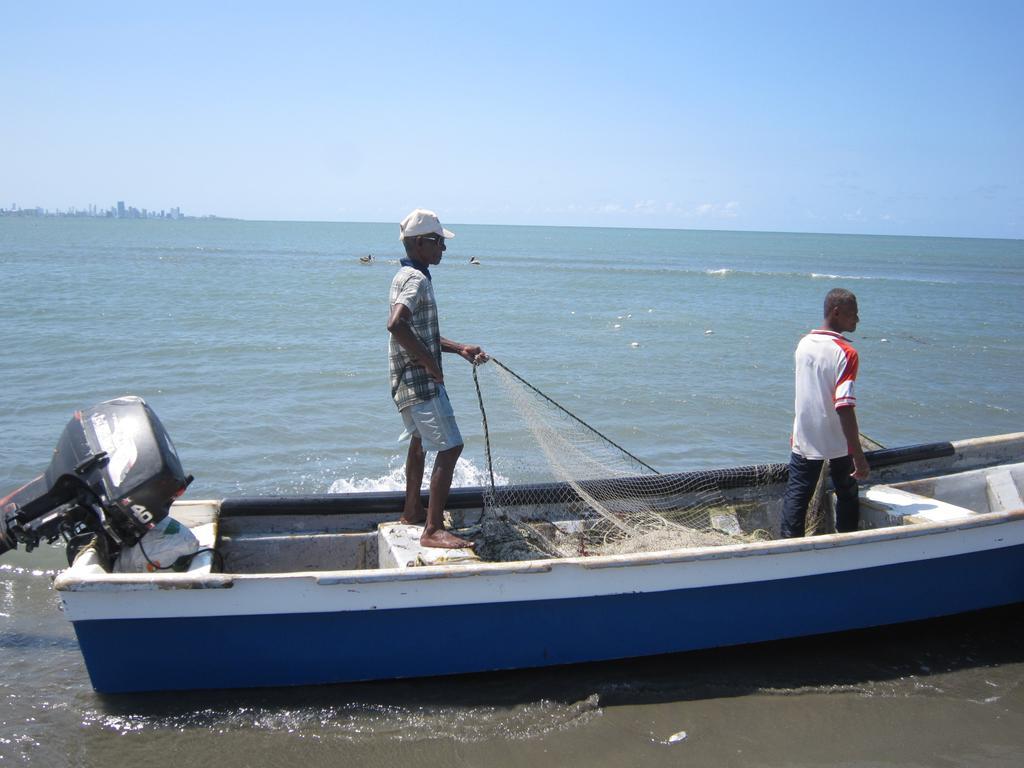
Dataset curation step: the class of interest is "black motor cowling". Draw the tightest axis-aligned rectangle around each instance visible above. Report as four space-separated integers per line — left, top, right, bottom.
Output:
0 396 192 558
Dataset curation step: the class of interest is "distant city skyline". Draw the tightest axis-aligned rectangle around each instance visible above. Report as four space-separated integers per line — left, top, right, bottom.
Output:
1 200 1021 240
1 200 189 220
2 3 1021 239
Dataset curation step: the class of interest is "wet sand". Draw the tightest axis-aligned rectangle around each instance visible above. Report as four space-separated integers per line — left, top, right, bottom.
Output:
3 551 1022 766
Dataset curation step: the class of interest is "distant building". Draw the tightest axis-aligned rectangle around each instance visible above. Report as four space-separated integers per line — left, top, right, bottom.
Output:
1 199 198 219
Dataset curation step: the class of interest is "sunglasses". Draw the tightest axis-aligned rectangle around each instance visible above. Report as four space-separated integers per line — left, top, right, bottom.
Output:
418 234 445 245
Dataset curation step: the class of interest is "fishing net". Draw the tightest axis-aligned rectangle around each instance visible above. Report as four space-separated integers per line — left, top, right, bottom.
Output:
469 360 785 561
803 434 883 535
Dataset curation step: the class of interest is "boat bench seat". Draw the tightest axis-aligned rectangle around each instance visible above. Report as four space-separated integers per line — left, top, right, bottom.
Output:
867 462 1024 521
861 485 979 527
986 469 1023 512
377 522 480 569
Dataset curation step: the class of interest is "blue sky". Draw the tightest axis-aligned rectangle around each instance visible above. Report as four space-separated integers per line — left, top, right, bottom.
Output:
3 1 1021 238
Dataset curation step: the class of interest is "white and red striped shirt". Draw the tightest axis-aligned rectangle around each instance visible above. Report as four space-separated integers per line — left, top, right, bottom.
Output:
791 330 859 460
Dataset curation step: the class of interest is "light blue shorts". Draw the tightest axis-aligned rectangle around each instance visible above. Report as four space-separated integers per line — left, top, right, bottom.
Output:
399 388 464 453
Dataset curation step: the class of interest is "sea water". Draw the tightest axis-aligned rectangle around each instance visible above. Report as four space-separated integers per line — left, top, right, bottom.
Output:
2 218 1021 497
1 218 1022 765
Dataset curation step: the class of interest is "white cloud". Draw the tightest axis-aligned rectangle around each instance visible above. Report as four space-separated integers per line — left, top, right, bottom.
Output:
693 201 739 219
546 199 742 224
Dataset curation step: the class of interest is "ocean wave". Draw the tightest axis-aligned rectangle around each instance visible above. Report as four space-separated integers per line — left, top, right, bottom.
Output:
328 457 505 494
811 272 871 281
0 563 60 578
493 258 1002 285
700 267 961 285
81 692 601 742
701 266 874 281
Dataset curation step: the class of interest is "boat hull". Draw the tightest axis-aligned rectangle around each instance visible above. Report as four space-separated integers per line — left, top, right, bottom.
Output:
69 517 1024 693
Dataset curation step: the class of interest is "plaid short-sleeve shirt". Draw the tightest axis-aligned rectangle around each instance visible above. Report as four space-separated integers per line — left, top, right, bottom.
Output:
388 266 442 411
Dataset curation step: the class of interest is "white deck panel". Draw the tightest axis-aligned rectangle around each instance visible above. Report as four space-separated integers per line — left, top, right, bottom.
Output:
55 511 1024 622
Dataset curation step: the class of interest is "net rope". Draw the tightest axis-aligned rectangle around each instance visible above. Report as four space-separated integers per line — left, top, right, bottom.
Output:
470 359 779 561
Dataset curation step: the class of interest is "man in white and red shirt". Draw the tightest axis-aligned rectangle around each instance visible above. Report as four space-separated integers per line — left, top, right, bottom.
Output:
781 288 870 538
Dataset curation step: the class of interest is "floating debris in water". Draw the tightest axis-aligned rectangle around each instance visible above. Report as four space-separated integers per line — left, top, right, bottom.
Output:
630 341 640 348
704 329 714 335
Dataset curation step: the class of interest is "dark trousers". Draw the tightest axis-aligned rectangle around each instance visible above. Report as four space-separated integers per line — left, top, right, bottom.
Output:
780 452 860 538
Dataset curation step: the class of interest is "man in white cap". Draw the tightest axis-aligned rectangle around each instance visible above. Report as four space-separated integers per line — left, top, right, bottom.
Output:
387 209 488 548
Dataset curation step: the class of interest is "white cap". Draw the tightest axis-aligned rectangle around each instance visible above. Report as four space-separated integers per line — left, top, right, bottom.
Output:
399 208 455 241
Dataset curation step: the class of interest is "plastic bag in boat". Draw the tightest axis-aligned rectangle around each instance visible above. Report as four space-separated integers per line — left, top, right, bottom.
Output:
113 516 198 573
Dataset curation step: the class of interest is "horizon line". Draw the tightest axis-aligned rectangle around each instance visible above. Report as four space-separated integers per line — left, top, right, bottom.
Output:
2 208 1019 243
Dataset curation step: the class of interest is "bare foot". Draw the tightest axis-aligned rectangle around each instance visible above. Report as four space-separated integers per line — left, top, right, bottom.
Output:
399 508 427 525
420 529 474 549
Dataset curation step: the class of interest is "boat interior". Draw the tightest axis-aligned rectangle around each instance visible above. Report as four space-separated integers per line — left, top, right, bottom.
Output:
106 459 1021 578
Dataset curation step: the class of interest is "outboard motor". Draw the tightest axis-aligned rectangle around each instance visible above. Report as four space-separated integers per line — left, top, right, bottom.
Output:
0 396 192 562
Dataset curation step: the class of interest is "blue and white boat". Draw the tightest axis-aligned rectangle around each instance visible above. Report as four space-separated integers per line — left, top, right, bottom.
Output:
51 432 1024 693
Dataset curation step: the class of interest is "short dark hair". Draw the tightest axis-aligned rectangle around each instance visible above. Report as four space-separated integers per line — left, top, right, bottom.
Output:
824 288 856 317
401 237 418 258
